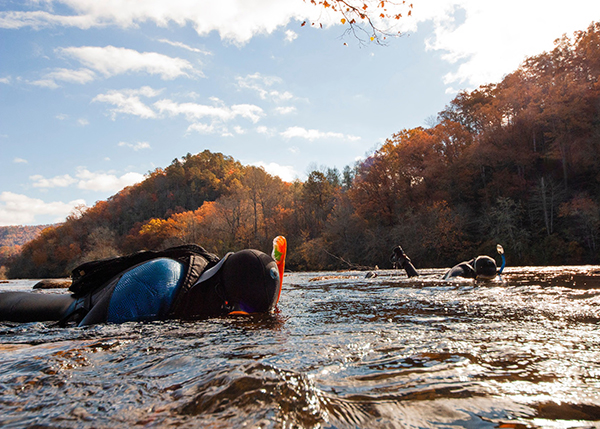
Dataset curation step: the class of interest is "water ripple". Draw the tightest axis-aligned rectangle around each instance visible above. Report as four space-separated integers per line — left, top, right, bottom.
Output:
1 267 600 427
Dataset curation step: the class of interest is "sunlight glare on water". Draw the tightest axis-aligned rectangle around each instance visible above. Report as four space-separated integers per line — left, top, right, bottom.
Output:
1 266 600 428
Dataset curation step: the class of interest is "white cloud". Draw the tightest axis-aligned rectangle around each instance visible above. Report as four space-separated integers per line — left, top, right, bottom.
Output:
155 99 264 124
30 78 59 89
93 87 162 119
77 118 89 126
0 191 86 226
4 0 593 106
281 126 360 141
0 10 102 30
30 46 196 88
256 125 276 136
0 0 322 45
231 104 264 123
0 76 11 84
237 73 293 102
13 158 28 164
251 161 298 182
43 67 96 85
186 123 216 134
75 168 145 192
93 87 265 133
284 29 298 42
30 174 77 188
274 106 296 115
58 45 198 80
182 91 202 100
119 141 151 151
29 168 145 192
6 0 593 90
410 0 600 88
157 38 212 55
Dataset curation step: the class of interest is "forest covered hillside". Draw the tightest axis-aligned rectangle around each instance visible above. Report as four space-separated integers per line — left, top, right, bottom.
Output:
0 225 48 248
0 225 47 278
5 22 600 278
0 225 49 278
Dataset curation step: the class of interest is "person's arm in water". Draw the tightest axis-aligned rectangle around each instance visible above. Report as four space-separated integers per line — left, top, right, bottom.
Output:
0 292 75 323
390 246 419 277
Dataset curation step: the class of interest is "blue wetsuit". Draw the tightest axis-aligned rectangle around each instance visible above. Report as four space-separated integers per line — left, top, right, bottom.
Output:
105 258 183 323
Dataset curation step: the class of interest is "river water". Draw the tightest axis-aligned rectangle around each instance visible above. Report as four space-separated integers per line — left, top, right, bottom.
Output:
1 266 600 428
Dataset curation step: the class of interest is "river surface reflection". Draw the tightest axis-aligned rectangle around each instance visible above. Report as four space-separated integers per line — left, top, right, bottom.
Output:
1 266 600 428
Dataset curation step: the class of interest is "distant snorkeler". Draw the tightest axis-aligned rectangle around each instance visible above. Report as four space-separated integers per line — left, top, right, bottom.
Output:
390 244 506 280
0 237 287 326
389 245 419 278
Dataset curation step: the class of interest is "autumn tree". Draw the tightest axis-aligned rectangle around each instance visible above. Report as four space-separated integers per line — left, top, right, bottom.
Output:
299 170 338 238
241 166 291 249
6 22 600 276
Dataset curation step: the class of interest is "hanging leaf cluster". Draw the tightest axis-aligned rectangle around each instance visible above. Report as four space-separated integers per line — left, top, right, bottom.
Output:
301 0 414 44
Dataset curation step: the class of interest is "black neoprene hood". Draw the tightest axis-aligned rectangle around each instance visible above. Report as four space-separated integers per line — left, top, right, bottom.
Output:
221 249 280 313
474 256 497 279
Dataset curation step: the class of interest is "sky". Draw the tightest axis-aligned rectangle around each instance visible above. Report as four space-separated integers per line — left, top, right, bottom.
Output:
1 0 599 226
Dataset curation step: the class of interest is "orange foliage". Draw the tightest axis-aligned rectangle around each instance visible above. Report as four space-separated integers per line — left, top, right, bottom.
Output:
6 23 600 276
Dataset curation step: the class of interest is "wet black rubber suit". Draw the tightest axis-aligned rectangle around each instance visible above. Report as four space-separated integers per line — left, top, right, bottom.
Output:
390 245 499 280
0 245 280 326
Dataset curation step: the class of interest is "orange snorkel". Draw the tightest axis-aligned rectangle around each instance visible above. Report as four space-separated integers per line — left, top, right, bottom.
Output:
226 237 286 315
271 235 287 306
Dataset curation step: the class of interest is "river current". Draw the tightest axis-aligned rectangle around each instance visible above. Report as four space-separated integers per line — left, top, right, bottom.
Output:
1 266 600 428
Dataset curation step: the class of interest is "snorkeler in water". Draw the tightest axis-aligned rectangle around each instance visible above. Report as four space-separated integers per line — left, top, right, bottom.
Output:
390 244 505 280
390 245 419 278
0 237 287 326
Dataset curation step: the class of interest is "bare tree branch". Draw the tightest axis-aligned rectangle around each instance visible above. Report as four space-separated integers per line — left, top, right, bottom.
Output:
302 0 413 45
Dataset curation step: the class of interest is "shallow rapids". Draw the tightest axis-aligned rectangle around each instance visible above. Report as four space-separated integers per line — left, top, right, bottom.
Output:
1 266 600 428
